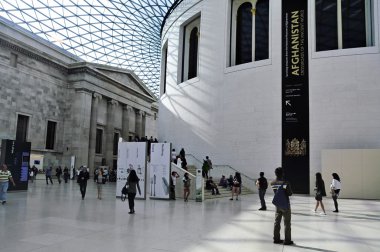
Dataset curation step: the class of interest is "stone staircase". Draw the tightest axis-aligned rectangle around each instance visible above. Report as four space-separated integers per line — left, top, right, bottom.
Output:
204 183 253 200
185 165 253 200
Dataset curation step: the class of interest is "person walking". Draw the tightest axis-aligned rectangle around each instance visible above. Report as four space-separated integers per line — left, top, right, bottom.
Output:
230 172 241 200
330 173 342 213
170 171 180 200
126 169 141 214
45 166 53 184
77 166 89 200
97 168 104 200
29 166 35 183
271 167 294 245
0 164 16 205
63 166 69 183
56 166 62 184
313 172 327 215
183 172 191 202
256 172 268 210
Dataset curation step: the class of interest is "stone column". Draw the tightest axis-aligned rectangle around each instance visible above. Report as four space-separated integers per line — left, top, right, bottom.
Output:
105 99 118 167
134 109 142 139
122 104 130 141
141 111 146 138
69 88 92 168
88 93 102 173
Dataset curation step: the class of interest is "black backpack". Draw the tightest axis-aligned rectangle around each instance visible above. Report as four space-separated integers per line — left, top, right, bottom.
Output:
261 178 268 190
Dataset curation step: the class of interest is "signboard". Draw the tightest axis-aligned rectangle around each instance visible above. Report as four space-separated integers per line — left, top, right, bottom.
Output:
149 143 171 199
116 142 147 199
282 0 310 193
0 139 30 191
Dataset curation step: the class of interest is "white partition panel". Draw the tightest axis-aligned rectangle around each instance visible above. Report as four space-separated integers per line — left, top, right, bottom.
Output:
149 143 171 199
322 149 380 199
116 142 147 199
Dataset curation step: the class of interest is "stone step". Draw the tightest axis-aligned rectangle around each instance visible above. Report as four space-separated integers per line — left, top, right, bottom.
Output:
204 185 253 200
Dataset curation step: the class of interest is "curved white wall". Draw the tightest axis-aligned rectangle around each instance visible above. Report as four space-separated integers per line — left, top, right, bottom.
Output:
159 0 380 194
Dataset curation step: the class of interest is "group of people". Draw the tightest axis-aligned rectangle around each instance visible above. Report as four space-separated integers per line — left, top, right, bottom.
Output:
171 148 188 170
169 171 191 202
43 166 71 184
256 168 342 246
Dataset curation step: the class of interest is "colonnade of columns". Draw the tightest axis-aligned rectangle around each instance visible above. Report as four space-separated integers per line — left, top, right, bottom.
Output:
87 92 147 170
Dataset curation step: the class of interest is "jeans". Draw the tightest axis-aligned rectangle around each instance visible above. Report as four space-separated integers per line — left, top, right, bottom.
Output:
274 207 292 242
0 182 9 202
259 189 266 208
332 189 340 211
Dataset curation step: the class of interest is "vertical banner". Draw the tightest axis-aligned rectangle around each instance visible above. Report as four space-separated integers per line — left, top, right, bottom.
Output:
149 143 171 199
282 0 309 193
116 142 147 199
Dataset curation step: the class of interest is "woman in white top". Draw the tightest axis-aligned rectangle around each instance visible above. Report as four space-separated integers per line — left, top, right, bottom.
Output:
330 173 342 213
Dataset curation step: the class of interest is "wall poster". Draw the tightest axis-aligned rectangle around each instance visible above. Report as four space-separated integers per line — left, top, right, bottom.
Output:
149 143 171 199
116 142 147 199
282 0 310 193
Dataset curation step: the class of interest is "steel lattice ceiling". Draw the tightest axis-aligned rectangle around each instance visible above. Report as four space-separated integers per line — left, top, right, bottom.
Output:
0 0 176 97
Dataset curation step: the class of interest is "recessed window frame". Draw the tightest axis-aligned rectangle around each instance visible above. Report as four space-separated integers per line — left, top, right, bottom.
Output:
179 15 201 83
45 120 57 150
312 0 379 58
15 113 30 142
229 0 270 66
95 128 103 154
113 131 120 156
225 0 272 73
160 40 169 95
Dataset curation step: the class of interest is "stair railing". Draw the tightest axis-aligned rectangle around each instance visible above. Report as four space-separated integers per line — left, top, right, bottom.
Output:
185 154 256 193
210 165 256 193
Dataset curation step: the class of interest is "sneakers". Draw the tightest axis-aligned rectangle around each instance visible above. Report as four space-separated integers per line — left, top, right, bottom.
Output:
311 209 316 213
258 208 267 211
273 239 284 244
333 210 339 213
319 212 327 216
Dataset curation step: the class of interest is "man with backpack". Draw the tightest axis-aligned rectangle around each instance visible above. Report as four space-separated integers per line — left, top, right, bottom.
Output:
271 167 293 245
256 172 268 210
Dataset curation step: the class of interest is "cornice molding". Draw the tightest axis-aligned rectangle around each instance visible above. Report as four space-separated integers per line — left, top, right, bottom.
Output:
0 37 68 74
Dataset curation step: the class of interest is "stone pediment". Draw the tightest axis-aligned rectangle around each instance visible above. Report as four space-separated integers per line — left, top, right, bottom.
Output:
90 63 155 99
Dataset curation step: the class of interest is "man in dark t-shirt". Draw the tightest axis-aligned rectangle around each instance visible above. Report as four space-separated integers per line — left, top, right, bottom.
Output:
256 172 268 210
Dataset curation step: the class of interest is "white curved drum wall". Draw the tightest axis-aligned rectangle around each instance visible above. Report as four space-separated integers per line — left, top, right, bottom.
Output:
159 0 380 194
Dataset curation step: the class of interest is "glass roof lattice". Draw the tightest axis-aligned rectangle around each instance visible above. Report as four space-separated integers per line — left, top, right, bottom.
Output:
0 0 177 97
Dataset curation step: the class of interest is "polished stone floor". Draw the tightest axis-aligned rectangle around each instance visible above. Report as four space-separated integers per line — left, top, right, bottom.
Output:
1 179 379 252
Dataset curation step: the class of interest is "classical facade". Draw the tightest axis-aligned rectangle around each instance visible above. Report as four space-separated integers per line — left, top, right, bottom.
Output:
0 18 158 172
159 0 380 194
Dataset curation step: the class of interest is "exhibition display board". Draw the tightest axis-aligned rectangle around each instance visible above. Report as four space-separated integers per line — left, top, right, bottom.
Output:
149 143 171 199
0 139 31 191
116 142 147 199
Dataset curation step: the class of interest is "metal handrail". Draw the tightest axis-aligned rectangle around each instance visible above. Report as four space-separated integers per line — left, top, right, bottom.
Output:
185 154 256 193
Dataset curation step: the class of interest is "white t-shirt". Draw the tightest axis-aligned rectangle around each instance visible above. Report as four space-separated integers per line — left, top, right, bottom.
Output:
330 179 342 190
171 175 177 186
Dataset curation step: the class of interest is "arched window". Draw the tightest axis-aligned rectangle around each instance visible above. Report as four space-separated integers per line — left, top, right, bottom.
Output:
230 0 269 66
255 0 269 61
316 0 373 51
236 2 253 65
181 16 200 82
188 27 198 79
